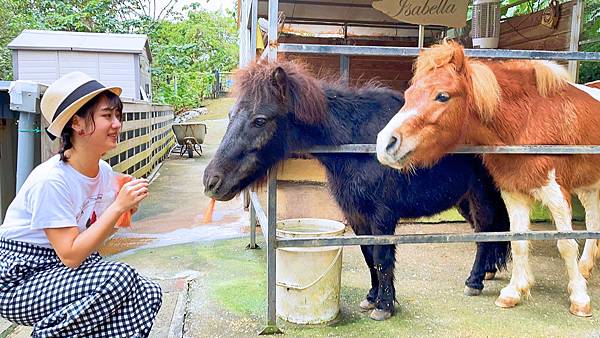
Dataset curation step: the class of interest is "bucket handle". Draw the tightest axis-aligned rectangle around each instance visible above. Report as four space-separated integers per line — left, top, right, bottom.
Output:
276 248 342 291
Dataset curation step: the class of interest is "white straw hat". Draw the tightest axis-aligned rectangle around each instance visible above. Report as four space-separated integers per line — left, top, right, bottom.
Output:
41 72 122 140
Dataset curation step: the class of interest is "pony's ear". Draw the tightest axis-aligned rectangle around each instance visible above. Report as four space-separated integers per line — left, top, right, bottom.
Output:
450 42 466 73
271 67 288 101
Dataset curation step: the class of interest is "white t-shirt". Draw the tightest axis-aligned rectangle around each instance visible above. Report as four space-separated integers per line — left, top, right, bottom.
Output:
0 155 118 248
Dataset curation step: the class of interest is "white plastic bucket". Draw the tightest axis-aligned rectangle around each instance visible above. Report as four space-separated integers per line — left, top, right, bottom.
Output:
276 218 345 324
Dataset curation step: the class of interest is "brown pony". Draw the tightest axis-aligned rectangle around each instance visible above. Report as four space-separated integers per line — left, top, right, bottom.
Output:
376 40 600 317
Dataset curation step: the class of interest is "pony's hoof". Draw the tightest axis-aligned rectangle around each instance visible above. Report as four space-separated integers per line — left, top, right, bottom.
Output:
464 286 482 296
370 309 392 321
495 295 519 308
484 272 496 280
570 302 592 317
359 299 376 311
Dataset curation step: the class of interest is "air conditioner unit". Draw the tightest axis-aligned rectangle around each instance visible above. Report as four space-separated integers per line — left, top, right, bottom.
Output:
472 0 500 49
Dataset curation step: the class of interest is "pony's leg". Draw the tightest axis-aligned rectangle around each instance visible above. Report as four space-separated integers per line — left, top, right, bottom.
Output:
456 199 487 295
359 245 378 311
350 221 378 310
532 179 591 317
457 185 511 296
370 243 396 321
575 189 600 279
495 191 534 308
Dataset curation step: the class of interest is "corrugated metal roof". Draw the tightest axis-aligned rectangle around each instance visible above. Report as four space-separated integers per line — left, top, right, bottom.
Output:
8 30 151 60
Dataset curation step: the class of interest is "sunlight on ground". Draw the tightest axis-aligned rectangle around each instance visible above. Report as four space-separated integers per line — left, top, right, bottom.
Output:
193 97 235 122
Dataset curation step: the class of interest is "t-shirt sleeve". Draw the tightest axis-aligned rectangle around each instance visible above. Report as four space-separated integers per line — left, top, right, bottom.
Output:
28 179 77 229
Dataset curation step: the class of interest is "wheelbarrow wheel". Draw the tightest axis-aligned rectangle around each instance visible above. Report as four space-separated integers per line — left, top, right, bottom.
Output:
187 146 194 158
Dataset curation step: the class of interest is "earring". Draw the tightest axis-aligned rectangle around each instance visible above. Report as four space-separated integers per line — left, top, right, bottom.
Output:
78 130 85 136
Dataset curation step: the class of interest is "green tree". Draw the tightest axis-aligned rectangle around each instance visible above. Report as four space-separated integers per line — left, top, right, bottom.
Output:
579 0 600 83
149 8 238 110
0 0 238 109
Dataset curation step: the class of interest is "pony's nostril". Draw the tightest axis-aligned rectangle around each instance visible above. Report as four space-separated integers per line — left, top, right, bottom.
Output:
207 175 222 192
385 134 401 153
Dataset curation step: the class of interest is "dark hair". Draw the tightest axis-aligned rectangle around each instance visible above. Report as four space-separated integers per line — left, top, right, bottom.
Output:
59 91 123 162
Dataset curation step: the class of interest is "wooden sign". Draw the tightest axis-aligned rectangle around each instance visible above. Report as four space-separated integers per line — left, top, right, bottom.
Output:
372 0 470 28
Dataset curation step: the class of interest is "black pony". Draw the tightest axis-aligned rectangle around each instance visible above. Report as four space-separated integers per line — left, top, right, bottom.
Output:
203 60 510 320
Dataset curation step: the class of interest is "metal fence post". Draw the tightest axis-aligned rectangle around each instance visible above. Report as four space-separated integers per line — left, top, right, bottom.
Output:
259 169 282 335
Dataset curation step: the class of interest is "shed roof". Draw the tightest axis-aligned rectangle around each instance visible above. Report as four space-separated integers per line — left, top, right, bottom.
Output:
8 30 152 61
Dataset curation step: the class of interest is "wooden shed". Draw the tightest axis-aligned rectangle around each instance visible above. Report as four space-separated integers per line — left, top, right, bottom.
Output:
8 30 153 101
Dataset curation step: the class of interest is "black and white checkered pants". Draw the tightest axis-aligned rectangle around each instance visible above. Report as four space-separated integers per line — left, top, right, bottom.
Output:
0 239 162 337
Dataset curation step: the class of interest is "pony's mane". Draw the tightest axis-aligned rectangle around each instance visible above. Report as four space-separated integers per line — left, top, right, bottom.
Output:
413 40 463 81
232 59 328 124
413 40 570 121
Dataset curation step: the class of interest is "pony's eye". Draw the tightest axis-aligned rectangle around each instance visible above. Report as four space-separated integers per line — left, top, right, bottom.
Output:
253 117 267 127
435 92 450 102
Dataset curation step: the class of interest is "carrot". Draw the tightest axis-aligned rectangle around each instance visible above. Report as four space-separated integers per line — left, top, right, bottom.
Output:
203 198 216 223
115 175 133 227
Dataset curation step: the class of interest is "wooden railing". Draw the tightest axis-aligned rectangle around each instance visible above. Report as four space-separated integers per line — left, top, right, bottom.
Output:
101 98 175 178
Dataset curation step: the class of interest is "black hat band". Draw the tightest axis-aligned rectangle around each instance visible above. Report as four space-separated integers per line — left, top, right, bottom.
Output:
46 80 106 140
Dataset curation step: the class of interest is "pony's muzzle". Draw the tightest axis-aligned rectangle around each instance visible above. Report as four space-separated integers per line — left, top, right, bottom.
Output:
204 174 223 196
376 129 403 167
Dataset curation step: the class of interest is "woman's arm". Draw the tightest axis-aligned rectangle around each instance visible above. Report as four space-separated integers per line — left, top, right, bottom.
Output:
45 179 149 269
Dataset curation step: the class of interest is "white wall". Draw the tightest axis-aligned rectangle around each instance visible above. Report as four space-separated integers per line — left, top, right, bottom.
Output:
16 50 59 84
97 53 136 99
16 50 138 99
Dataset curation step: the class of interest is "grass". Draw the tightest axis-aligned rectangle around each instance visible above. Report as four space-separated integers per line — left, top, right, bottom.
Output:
189 97 235 122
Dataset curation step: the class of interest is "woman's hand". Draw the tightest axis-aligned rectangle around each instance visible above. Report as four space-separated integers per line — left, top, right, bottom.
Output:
114 178 149 213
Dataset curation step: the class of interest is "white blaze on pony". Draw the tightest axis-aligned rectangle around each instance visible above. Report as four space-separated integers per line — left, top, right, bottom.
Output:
376 40 600 317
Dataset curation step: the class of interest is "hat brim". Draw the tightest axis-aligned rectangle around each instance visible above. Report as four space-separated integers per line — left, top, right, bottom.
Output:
46 86 122 138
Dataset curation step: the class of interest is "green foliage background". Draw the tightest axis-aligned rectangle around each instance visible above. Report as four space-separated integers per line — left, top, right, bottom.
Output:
0 0 238 110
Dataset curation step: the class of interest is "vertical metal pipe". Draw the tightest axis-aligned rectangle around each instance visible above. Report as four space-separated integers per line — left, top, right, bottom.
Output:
418 25 425 48
340 55 350 84
266 169 278 326
15 111 35 192
250 0 258 62
260 168 282 334
249 197 257 249
268 0 279 61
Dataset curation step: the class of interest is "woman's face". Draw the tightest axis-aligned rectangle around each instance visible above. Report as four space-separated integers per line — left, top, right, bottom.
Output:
77 95 122 154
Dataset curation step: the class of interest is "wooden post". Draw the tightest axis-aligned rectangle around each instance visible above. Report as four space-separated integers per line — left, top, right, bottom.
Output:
568 0 584 81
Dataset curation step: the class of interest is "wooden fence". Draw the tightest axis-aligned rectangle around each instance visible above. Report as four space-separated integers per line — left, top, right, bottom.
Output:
101 99 175 178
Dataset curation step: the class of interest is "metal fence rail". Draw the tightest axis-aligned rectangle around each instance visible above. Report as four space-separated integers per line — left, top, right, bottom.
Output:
279 43 600 61
298 144 600 154
276 231 600 247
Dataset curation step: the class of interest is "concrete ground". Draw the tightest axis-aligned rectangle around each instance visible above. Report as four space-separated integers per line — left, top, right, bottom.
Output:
4 97 600 337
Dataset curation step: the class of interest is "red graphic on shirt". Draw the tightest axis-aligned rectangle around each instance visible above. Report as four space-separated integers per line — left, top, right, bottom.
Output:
85 211 97 228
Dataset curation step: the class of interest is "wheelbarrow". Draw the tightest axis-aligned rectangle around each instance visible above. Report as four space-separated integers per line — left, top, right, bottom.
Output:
171 122 207 158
